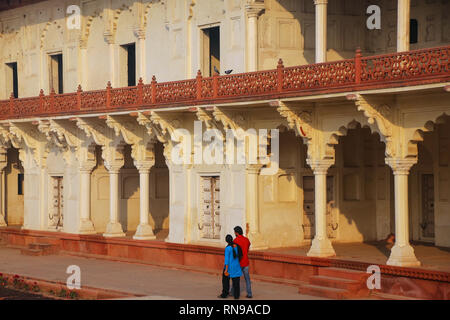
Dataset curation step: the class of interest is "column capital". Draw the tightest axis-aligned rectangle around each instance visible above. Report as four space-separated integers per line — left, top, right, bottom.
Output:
134 160 155 173
104 163 122 174
385 158 417 175
79 161 96 173
103 30 115 45
133 27 146 40
314 0 328 5
245 3 265 18
307 159 334 174
246 163 263 174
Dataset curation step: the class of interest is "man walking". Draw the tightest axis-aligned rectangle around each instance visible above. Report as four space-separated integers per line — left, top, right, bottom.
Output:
233 226 252 298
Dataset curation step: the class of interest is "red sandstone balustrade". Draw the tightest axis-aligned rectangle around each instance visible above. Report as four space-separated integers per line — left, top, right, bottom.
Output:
0 45 449 121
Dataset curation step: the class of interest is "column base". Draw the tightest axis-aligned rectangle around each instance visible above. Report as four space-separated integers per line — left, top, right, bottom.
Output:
307 236 336 257
103 222 125 238
248 232 268 251
77 220 97 235
133 224 156 240
387 243 421 267
0 215 6 227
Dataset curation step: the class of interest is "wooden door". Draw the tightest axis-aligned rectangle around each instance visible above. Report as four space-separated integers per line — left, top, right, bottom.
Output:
200 176 221 239
421 174 435 239
49 176 64 228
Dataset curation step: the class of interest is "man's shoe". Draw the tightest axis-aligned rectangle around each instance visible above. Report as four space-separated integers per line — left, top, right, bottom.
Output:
218 294 228 298
246 295 252 298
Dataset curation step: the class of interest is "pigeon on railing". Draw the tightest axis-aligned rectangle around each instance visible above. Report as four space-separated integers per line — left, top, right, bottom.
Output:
213 66 233 75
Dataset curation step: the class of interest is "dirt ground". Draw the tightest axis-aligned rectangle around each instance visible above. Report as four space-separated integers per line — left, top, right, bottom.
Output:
0 286 54 300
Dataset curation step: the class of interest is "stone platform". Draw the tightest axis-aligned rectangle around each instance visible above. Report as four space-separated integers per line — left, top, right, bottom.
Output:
0 227 449 299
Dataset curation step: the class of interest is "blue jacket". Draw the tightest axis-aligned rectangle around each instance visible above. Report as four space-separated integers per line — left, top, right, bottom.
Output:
224 245 242 278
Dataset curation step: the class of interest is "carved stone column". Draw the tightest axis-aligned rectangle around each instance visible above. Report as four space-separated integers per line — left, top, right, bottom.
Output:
385 158 421 266
397 0 411 52
103 152 125 237
78 161 96 234
0 162 6 227
79 39 88 90
306 159 336 257
134 28 146 82
133 164 156 240
246 164 268 250
314 0 328 63
104 31 116 87
245 2 265 72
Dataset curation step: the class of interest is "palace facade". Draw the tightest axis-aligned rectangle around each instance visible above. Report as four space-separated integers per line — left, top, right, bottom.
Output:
0 0 449 268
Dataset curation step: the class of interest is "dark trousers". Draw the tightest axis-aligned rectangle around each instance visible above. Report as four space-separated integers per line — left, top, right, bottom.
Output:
221 269 240 299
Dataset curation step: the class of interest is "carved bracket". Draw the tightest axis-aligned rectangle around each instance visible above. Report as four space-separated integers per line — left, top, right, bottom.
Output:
349 94 396 158
213 107 247 131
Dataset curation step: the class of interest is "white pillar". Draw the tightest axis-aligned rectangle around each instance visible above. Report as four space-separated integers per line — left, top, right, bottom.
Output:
133 168 156 240
135 29 146 82
77 167 96 234
397 0 411 52
104 167 125 237
246 164 268 250
314 0 328 63
386 158 420 266
307 159 336 257
0 167 6 227
80 45 88 90
245 3 265 72
104 32 116 87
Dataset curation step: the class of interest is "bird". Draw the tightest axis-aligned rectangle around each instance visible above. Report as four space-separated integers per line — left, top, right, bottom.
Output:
224 69 233 75
214 66 220 74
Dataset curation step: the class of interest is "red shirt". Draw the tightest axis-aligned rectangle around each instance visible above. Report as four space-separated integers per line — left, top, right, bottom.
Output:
233 235 251 267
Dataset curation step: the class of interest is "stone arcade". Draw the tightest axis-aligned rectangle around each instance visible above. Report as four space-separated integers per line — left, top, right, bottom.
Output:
0 0 449 270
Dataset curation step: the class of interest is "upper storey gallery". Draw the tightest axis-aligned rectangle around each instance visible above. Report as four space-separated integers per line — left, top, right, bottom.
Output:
0 0 449 100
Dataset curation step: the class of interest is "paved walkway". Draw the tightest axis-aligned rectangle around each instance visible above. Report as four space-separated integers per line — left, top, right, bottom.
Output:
265 241 450 272
0 247 323 300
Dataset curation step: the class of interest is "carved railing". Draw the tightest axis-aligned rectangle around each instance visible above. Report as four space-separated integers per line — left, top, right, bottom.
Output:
0 45 449 120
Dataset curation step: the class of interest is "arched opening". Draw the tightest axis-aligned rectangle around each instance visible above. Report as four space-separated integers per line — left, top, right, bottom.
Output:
333 123 394 243
258 126 308 248
410 115 450 248
5 147 24 226
149 141 169 239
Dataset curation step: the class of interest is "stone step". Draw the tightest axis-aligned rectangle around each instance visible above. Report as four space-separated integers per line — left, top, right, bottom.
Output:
298 283 349 300
309 275 361 291
318 267 370 281
20 248 43 256
28 243 59 255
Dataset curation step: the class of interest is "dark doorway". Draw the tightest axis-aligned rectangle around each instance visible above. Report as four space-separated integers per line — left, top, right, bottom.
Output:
6 62 18 98
202 26 220 76
121 43 136 86
49 54 63 94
